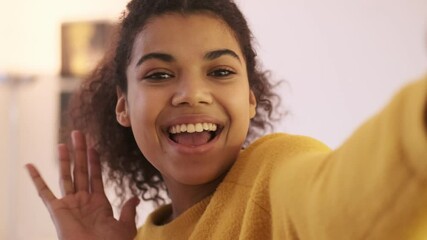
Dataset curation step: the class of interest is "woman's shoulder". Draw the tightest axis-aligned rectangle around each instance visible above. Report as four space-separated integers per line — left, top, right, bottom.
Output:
243 133 331 159
222 133 331 186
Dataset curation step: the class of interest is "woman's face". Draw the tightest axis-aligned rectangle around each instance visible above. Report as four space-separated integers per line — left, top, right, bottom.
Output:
116 13 256 187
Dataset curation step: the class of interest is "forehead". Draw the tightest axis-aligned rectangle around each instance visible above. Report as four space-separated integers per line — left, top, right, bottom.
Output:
130 13 243 59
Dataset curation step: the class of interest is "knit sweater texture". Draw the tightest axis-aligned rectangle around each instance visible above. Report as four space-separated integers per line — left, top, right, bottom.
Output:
136 77 427 239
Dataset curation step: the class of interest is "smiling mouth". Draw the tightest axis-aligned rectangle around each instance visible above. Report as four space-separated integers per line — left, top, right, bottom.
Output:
168 123 221 146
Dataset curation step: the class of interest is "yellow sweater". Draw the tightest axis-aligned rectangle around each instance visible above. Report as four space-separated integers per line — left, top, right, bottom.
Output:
136 78 427 239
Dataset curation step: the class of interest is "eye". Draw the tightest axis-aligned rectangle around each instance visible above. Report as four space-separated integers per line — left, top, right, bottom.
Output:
143 71 175 81
208 68 236 78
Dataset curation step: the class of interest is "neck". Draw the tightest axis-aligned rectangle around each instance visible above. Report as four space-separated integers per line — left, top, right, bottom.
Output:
163 173 226 223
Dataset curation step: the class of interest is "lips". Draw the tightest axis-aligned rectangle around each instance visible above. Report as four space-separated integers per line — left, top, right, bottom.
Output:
167 122 222 146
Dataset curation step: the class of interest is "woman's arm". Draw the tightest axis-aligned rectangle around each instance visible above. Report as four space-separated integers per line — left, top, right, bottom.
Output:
270 77 427 240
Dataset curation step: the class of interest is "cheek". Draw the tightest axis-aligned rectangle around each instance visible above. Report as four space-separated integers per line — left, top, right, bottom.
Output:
221 90 252 138
127 91 166 157
128 87 168 123
227 86 252 117
129 109 163 171
128 95 153 126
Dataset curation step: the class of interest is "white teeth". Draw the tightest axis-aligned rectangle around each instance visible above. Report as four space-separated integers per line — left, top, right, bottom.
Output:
187 124 195 133
169 123 218 134
195 123 203 132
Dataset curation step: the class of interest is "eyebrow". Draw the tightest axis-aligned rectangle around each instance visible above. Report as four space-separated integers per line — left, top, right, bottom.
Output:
204 49 241 62
136 53 175 66
135 48 241 67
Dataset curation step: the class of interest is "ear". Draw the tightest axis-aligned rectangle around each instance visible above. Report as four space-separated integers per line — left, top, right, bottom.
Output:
249 90 257 119
116 87 131 127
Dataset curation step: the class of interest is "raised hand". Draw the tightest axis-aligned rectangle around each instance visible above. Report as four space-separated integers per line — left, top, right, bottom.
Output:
26 131 139 240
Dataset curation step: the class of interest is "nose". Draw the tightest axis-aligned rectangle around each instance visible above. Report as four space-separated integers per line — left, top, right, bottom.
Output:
171 75 213 107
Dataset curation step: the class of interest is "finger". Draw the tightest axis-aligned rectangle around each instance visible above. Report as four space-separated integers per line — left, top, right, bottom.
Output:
119 197 140 227
58 144 74 196
26 164 57 203
72 130 89 192
88 148 104 193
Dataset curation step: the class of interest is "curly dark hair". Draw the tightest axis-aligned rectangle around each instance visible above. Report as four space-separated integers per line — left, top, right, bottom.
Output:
67 0 281 206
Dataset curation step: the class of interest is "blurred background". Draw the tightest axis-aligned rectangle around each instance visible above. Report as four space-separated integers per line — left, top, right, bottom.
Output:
0 0 426 239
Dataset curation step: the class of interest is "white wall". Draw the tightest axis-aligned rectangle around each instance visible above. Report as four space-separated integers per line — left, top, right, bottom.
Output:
238 0 427 147
0 0 127 239
0 0 426 239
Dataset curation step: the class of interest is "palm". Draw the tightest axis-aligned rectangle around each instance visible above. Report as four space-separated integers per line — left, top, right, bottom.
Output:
27 131 139 240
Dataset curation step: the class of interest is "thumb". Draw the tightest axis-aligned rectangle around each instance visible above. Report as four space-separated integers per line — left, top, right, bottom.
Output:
119 196 140 226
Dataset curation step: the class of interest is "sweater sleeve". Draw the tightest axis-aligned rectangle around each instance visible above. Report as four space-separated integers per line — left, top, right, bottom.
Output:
269 77 427 240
